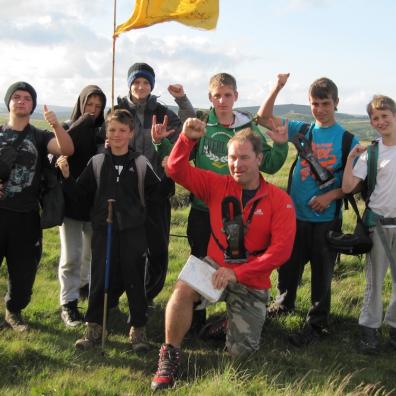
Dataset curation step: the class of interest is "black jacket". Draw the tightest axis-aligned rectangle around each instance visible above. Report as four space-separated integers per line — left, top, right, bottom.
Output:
61 85 107 221
62 148 160 231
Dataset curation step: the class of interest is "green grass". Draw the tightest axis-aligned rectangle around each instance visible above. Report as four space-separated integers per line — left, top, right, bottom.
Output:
1 122 395 394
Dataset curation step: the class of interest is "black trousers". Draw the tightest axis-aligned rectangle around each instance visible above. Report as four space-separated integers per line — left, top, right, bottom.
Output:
277 219 341 328
0 209 42 312
187 207 211 258
85 226 148 327
145 198 171 300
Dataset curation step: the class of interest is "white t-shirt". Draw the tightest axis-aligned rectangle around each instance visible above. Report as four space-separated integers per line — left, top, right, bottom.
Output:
353 139 396 218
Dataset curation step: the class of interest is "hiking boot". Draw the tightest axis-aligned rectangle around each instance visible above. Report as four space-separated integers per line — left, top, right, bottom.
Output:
389 327 396 350
79 284 89 301
266 301 293 318
61 300 82 327
199 317 227 341
75 322 103 350
129 326 150 353
289 324 329 347
5 309 28 332
151 344 181 391
359 325 380 354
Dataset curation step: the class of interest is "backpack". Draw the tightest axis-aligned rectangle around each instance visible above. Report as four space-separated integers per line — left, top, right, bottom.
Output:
91 153 148 207
325 141 379 255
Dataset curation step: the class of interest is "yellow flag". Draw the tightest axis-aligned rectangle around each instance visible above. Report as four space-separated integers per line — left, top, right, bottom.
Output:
115 0 219 35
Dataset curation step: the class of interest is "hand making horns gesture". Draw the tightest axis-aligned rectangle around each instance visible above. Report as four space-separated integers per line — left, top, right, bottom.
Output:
151 114 175 144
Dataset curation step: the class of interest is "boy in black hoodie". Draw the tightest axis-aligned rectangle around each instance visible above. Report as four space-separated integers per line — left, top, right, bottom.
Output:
58 85 107 327
57 109 160 351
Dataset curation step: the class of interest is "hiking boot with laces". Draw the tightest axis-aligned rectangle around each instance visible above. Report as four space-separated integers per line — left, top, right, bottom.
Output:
359 325 380 354
5 309 28 332
389 327 396 350
75 322 103 350
266 301 293 318
199 317 227 341
129 326 150 353
61 300 82 327
151 343 181 391
289 324 329 347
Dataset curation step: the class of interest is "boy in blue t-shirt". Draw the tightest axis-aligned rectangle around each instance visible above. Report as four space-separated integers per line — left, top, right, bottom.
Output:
257 74 358 346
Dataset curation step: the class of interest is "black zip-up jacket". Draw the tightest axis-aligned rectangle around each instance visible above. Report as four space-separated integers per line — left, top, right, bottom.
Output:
62 148 160 231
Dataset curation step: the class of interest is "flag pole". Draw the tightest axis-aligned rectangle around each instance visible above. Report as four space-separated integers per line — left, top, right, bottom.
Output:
111 0 117 111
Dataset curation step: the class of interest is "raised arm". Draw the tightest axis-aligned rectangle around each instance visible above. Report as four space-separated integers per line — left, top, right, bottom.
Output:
168 84 196 123
45 105 74 156
342 144 367 193
256 73 290 129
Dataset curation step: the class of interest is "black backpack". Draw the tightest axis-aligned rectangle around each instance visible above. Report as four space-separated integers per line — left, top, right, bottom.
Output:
326 141 379 255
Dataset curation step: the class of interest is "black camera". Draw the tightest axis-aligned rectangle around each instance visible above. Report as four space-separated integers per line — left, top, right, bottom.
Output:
291 133 336 189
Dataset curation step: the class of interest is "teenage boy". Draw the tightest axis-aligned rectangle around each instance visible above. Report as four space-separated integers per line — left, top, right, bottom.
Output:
0 81 74 332
57 109 160 351
256 74 359 346
342 95 396 353
58 85 107 327
166 74 289 260
116 62 188 301
150 119 296 391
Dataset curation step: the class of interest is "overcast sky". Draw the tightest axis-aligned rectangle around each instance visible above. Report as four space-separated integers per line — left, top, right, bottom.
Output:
0 0 394 115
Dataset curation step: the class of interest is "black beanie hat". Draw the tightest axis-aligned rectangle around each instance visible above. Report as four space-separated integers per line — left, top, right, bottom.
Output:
4 81 37 114
127 63 155 91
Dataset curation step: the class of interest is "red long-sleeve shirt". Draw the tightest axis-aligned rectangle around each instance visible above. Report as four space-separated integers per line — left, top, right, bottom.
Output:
167 133 296 290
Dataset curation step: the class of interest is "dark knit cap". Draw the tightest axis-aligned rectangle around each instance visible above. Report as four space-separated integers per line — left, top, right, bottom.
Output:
4 81 37 114
127 63 155 90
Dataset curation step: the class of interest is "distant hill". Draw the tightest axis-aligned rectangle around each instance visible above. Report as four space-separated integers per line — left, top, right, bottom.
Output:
0 103 377 140
235 104 376 141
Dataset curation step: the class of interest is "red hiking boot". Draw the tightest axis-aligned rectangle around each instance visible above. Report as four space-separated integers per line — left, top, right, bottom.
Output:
151 343 181 391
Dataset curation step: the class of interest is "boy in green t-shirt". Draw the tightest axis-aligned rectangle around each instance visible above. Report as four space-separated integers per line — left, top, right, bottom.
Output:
153 73 289 334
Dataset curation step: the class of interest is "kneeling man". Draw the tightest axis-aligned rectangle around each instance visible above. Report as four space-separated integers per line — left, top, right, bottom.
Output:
151 118 296 391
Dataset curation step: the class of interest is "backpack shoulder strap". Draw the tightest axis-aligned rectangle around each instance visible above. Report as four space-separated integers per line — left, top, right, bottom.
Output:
341 131 354 170
366 140 379 204
91 153 105 189
134 154 147 207
287 122 312 194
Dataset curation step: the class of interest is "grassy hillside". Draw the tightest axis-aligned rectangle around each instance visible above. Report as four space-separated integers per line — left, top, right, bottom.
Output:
0 142 395 395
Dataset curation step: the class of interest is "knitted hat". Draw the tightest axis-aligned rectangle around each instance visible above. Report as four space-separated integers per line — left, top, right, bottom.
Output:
4 81 37 114
127 63 155 90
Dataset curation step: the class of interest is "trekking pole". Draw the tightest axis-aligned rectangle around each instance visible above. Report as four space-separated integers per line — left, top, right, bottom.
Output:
102 199 115 351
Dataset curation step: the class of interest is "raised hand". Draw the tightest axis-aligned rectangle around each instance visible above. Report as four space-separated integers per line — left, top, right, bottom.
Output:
348 144 367 160
276 73 290 90
266 118 289 144
56 155 70 178
151 114 176 144
182 118 206 140
44 104 60 130
168 84 185 98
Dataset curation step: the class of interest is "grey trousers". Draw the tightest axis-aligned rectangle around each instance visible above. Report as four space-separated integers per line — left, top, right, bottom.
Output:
359 226 396 329
58 217 92 305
